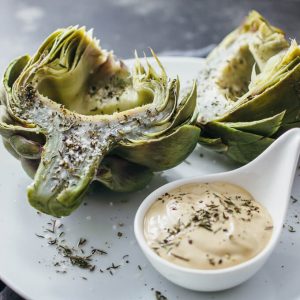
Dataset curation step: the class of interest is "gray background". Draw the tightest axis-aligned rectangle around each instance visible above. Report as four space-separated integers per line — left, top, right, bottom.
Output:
0 0 300 71
0 0 300 299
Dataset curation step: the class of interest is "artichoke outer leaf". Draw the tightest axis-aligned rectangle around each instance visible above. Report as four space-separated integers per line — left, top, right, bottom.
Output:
226 136 274 164
20 158 40 179
2 138 20 159
135 80 197 138
197 136 228 153
221 111 285 137
9 135 42 159
205 121 268 144
0 118 43 141
3 55 31 95
95 155 153 192
172 80 198 127
115 125 200 171
203 121 274 163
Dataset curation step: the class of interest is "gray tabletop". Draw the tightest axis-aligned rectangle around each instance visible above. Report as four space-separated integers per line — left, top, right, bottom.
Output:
0 0 300 299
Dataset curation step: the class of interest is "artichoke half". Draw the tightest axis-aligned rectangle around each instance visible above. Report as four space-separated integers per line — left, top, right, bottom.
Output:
0 26 199 217
197 11 300 164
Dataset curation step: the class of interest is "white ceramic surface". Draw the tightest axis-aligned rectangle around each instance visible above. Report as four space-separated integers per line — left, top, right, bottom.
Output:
135 129 300 292
0 57 300 300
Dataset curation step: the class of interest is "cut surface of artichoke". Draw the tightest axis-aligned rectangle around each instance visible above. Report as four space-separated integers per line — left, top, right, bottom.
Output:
0 26 199 217
197 11 300 164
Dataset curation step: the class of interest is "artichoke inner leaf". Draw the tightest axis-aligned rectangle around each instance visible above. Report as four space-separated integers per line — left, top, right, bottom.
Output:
30 28 156 117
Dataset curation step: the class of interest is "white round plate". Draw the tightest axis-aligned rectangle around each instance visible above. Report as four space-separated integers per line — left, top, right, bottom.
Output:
0 57 300 300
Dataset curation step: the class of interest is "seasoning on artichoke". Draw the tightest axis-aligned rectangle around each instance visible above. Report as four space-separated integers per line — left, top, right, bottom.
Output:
197 10 300 164
0 26 199 217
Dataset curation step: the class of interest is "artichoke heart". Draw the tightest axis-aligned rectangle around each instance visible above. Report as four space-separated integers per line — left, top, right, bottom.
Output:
0 26 199 217
197 11 300 163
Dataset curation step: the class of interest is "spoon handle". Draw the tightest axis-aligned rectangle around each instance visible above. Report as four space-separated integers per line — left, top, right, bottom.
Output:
241 128 300 215
248 128 300 175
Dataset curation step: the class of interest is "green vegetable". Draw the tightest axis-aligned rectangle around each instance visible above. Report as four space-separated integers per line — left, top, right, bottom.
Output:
0 26 199 216
197 11 300 164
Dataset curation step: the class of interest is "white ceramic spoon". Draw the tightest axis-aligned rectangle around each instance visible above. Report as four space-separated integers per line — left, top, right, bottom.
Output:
134 128 300 292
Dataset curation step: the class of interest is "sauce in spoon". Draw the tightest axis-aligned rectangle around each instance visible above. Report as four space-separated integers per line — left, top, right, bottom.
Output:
144 182 273 270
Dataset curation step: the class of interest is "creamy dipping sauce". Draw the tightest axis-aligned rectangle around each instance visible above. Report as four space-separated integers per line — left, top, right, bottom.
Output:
144 182 273 270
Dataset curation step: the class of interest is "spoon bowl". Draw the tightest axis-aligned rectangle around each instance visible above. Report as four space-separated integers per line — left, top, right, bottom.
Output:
134 128 300 291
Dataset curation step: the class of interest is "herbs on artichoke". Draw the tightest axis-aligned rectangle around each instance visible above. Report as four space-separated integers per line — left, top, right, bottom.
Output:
0 26 199 217
197 11 300 164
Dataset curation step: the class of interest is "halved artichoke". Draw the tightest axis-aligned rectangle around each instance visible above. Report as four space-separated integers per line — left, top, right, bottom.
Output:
197 11 300 164
0 26 199 217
